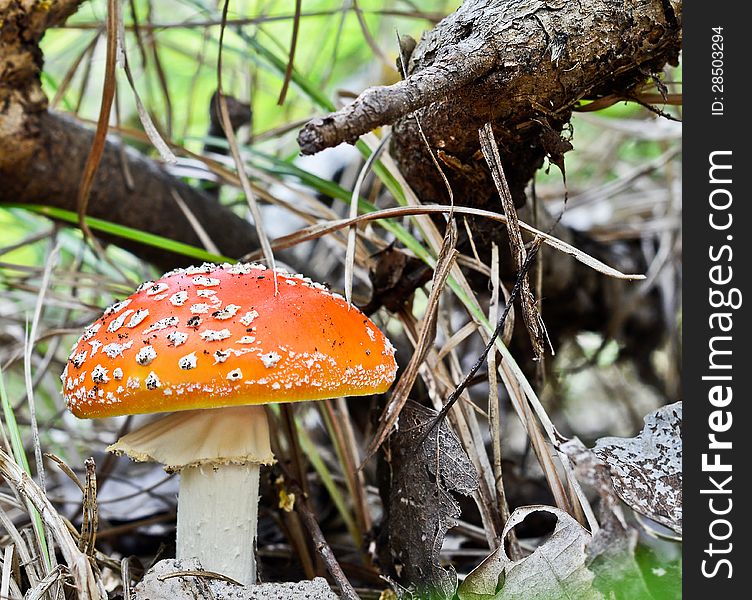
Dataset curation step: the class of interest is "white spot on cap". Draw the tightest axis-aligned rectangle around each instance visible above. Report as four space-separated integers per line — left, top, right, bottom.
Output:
145 372 161 390
184 265 214 274
201 329 231 342
178 352 197 370
103 340 134 358
213 304 240 320
88 340 102 356
127 309 149 328
108 309 134 333
82 322 101 341
187 316 202 328
136 346 157 366
144 316 179 333
136 281 155 292
229 348 252 357
91 364 109 384
237 336 255 344
226 263 264 274
113 367 123 381
196 289 217 298
71 350 88 368
366 327 376 342
240 310 259 326
126 376 140 389
166 331 189 346
213 350 229 364
190 303 211 314
260 352 282 368
146 282 170 296
226 368 243 381
170 291 188 306
192 275 220 286
104 298 131 316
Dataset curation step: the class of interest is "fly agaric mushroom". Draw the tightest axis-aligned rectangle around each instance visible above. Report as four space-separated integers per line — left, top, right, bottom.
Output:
61 263 397 586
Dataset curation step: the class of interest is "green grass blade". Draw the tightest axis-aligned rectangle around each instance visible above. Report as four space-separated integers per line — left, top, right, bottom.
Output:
0 365 32 474
241 34 408 203
0 363 50 566
243 149 428 260
2 205 235 264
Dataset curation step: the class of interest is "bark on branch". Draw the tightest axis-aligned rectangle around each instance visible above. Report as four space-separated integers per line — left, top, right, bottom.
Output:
297 38 496 153
299 0 681 206
0 0 261 271
1 112 262 270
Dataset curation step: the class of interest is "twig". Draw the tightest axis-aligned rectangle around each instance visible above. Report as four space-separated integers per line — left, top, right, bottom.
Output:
486 244 521 559
479 123 545 359
158 569 242 585
266 203 645 281
297 44 495 154
76 0 118 240
79 458 98 557
277 0 302 105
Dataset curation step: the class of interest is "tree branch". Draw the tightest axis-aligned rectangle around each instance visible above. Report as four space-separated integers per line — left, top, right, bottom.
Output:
299 0 681 207
1 112 263 270
297 39 496 155
0 0 265 271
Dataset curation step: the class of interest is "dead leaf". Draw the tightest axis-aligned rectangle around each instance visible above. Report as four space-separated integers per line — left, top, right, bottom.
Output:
593 402 682 534
562 438 655 599
458 506 602 600
377 401 478 599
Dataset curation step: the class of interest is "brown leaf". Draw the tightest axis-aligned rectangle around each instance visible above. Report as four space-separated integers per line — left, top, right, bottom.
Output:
377 401 478 599
363 225 457 463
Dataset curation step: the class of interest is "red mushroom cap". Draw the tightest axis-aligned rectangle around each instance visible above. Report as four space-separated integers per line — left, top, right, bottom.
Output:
62 263 397 418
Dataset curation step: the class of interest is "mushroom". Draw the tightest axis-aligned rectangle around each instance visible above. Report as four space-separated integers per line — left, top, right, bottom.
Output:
62 263 397 586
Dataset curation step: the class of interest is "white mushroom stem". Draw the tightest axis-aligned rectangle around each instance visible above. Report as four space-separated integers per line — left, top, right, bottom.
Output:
177 463 260 586
108 405 274 587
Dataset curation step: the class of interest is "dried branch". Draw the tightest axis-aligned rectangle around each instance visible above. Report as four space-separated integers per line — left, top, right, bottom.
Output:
299 0 681 165
1 113 263 270
297 40 495 154
0 1 266 272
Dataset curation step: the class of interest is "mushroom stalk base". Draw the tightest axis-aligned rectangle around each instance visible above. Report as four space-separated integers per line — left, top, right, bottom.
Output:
177 463 260 586
108 406 274 588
